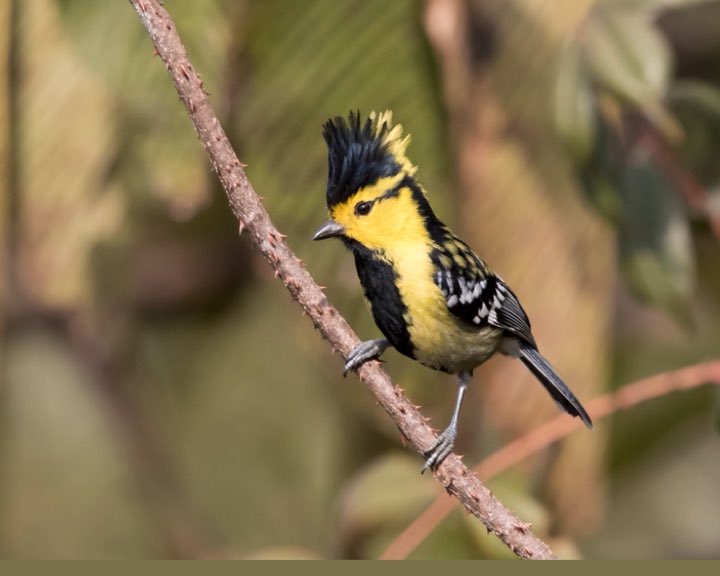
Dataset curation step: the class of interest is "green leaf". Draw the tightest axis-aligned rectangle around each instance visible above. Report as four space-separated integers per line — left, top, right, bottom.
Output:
579 167 624 221
337 453 436 541
671 80 720 119
619 150 695 322
575 104 626 221
582 7 681 141
554 44 596 164
670 80 720 186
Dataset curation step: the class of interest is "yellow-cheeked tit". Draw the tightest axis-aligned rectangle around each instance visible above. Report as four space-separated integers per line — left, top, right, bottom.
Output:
313 111 592 472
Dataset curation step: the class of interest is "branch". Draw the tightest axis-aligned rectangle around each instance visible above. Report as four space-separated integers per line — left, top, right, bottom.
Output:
380 361 720 560
128 0 559 560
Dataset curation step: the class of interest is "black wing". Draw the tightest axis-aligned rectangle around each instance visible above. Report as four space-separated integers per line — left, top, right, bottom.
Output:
431 237 536 347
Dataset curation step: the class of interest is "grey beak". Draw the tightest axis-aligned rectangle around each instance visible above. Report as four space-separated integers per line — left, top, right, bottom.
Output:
312 219 345 241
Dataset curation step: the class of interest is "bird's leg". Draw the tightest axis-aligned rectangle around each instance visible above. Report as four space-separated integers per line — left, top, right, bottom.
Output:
343 338 389 376
421 370 472 473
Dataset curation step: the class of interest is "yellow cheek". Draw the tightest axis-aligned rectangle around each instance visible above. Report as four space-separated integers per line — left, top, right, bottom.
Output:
330 174 406 230
330 203 352 228
340 198 428 253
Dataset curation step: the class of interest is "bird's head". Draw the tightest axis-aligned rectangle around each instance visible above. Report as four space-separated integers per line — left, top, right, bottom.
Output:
313 111 433 251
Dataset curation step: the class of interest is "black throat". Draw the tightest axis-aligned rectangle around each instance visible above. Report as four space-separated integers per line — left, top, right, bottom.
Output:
345 240 415 361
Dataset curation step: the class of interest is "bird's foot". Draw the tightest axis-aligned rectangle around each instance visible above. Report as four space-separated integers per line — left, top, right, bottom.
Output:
343 338 389 376
421 425 457 474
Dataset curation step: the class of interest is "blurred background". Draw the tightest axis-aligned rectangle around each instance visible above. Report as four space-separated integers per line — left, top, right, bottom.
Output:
1 0 719 559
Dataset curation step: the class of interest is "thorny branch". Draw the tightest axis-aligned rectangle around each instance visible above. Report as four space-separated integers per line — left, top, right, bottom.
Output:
381 360 720 560
129 0 559 560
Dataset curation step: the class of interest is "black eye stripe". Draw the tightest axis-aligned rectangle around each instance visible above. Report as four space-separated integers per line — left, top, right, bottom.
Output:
354 183 404 216
379 184 401 201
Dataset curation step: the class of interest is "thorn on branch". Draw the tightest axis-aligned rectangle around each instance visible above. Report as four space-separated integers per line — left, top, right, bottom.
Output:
513 522 531 535
179 62 191 80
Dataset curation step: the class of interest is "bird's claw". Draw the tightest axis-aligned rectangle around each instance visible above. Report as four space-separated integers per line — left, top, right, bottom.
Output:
343 338 389 376
421 427 457 474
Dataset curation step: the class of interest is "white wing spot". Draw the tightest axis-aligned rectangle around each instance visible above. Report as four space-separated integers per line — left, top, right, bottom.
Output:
459 277 477 304
447 294 459 308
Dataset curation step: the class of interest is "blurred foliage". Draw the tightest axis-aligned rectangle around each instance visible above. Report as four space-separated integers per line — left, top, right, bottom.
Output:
555 0 720 322
619 146 694 322
0 0 718 560
237 0 448 295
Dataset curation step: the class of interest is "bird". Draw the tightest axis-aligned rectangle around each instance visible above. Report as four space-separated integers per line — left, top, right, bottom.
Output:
313 111 592 472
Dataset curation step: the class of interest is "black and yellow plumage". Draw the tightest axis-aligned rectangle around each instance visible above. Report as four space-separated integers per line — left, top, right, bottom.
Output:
314 111 592 471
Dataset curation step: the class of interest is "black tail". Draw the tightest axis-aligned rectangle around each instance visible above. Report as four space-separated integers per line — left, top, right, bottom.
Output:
518 342 592 429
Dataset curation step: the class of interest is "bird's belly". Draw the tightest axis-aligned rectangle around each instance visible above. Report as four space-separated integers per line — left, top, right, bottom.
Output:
405 299 504 373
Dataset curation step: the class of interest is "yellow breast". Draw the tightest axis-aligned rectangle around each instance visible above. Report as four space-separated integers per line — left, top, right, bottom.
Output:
387 241 503 373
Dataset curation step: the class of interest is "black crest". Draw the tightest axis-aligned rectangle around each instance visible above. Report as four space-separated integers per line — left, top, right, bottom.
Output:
322 111 402 209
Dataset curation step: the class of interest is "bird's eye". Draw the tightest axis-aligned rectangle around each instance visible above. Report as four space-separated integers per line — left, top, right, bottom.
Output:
355 201 373 216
